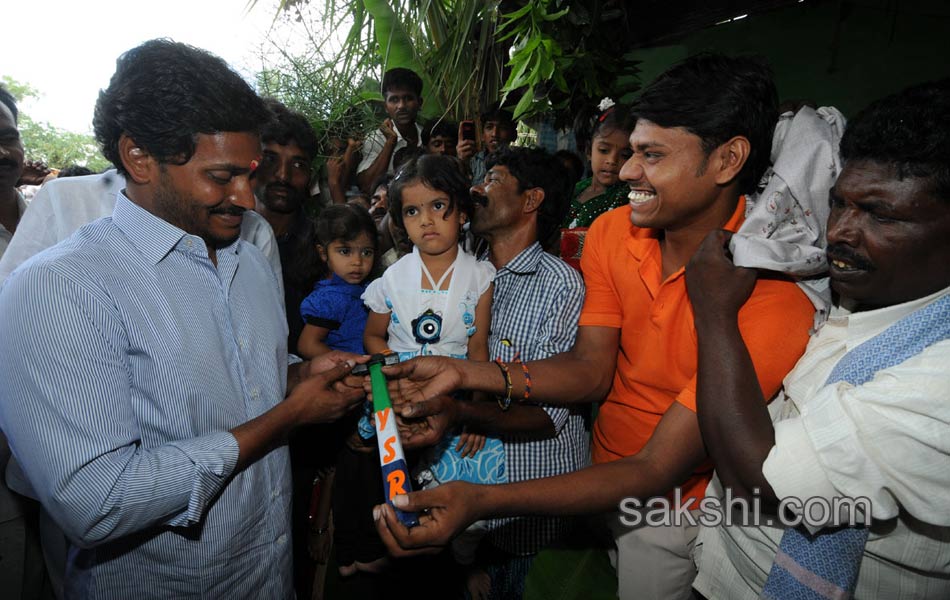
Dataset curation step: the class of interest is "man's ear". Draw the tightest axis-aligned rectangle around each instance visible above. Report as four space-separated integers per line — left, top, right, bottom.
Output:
713 136 751 186
523 187 545 214
118 134 155 184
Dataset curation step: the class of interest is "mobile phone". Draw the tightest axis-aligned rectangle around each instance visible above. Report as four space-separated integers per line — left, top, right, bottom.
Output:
460 120 477 141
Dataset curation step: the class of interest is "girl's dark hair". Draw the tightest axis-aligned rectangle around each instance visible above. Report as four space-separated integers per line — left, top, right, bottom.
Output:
315 204 379 248
388 154 473 230
573 102 634 154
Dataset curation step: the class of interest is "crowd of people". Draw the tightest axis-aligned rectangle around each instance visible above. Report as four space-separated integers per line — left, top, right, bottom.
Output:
0 36 948 600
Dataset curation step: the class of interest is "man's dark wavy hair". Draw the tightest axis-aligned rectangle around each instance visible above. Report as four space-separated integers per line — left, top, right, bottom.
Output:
840 78 950 202
486 146 571 246
94 39 269 175
381 67 423 97
632 52 778 195
261 98 319 162
388 154 471 230
0 85 17 124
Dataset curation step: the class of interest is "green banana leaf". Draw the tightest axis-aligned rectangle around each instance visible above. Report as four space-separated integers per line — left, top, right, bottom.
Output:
361 0 444 117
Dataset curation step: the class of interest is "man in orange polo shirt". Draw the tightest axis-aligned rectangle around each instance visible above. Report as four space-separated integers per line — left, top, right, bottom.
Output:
372 53 815 599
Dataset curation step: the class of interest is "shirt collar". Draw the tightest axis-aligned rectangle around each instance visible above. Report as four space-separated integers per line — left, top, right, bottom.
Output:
394 123 424 144
628 195 748 254
827 283 950 349
112 191 240 265
496 241 543 276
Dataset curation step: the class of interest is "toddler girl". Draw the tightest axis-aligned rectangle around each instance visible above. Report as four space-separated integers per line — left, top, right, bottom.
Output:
561 100 634 269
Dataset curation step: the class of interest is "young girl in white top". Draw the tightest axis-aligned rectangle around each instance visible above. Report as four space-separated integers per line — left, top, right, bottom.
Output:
362 154 507 566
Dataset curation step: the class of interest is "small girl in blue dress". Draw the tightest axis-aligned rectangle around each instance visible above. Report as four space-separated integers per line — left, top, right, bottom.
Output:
298 204 377 357
297 204 385 578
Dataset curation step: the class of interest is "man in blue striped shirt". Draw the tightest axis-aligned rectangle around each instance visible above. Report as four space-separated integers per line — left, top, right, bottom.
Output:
0 40 364 599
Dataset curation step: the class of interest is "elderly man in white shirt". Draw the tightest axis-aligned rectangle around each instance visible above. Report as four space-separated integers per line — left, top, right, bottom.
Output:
686 78 950 599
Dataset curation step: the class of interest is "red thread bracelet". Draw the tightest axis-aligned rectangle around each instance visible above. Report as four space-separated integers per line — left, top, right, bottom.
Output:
512 353 532 401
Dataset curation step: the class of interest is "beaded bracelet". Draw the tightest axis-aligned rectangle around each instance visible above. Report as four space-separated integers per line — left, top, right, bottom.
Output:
494 358 513 410
512 352 532 401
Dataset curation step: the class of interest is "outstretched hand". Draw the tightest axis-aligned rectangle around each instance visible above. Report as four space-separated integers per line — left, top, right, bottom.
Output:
392 394 457 449
291 358 366 423
685 230 758 321
380 355 465 410
373 482 483 558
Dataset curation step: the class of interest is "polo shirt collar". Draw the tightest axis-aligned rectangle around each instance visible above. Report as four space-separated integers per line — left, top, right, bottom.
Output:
627 196 748 260
627 197 747 293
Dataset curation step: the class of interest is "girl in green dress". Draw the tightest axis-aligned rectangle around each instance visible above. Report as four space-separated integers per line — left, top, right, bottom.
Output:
560 100 634 269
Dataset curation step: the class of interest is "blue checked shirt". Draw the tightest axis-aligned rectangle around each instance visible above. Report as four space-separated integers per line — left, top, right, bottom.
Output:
486 242 590 555
0 193 293 599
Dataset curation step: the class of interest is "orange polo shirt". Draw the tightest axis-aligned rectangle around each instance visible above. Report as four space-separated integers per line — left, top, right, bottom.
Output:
580 199 814 503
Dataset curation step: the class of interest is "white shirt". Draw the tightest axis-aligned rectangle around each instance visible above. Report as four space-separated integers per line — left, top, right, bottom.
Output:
693 284 950 600
356 123 424 176
0 191 28 261
0 171 283 292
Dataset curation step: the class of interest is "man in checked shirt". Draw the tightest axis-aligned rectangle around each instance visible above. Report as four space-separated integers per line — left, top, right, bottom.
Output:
392 146 589 598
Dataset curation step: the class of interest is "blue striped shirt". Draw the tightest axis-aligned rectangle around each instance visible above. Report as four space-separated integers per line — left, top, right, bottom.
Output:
0 193 293 599
486 242 590 555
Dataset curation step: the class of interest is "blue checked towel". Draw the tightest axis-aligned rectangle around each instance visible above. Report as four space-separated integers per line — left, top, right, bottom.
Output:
761 293 950 600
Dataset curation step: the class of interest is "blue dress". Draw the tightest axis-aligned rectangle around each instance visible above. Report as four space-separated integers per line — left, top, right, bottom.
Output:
299 274 368 354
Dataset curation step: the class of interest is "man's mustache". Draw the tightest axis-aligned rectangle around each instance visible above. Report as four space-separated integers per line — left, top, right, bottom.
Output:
265 182 292 194
826 243 874 271
210 206 246 216
471 191 488 207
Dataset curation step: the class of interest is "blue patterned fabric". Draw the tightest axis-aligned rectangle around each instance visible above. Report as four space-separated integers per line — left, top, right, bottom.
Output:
358 349 508 485
299 274 368 354
762 293 950 600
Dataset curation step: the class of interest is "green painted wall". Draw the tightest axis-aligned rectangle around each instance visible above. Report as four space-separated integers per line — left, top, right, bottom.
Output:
627 0 950 117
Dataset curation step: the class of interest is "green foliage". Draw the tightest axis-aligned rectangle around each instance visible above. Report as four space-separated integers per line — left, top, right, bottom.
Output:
1 75 110 171
254 0 506 177
254 0 641 148
253 2 382 168
498 1 641 126
20 116 111 172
